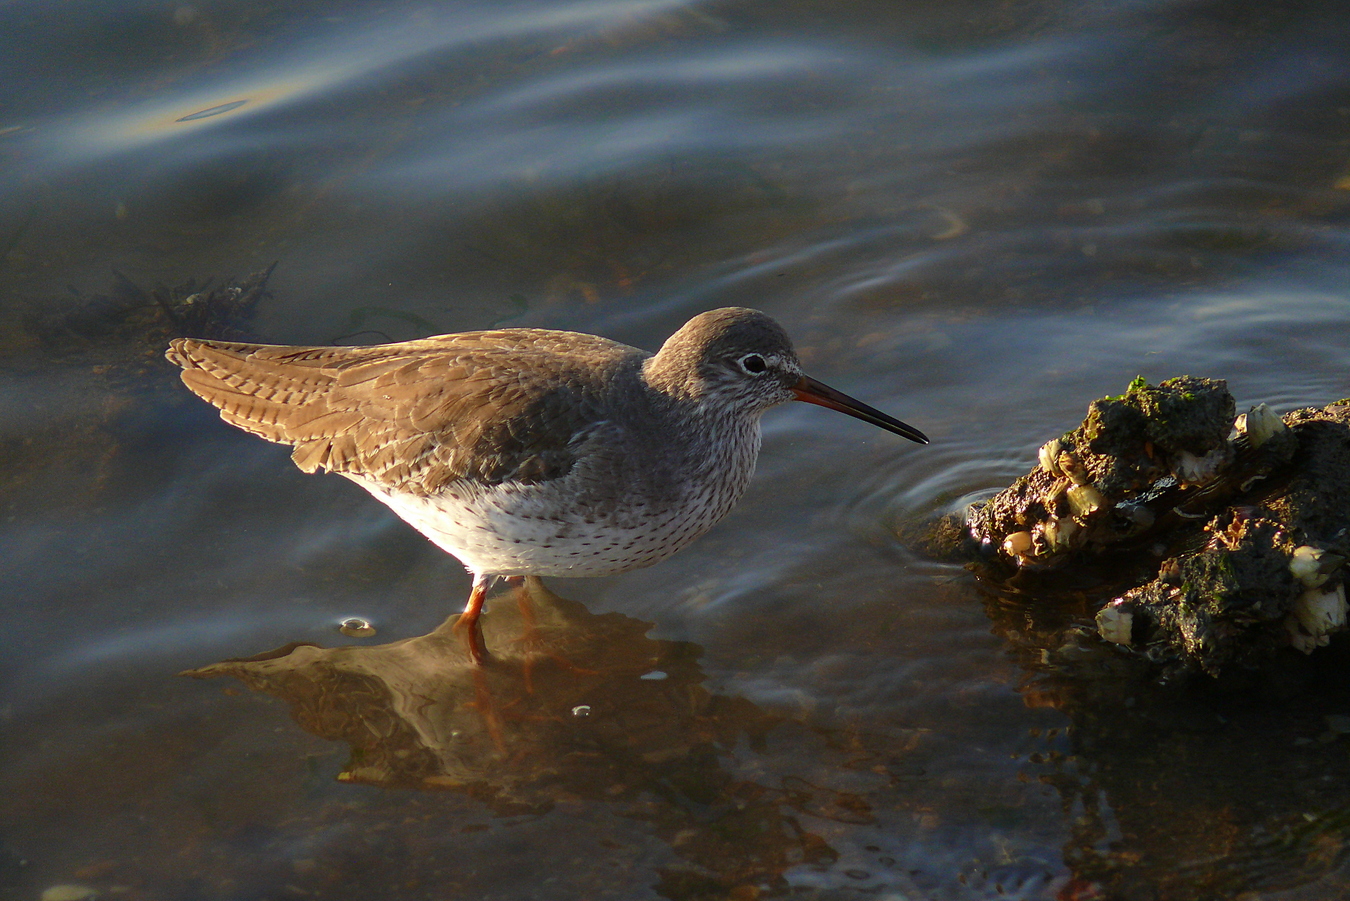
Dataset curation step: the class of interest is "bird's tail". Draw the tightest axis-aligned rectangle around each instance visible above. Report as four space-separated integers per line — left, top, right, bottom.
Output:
166 338 367 472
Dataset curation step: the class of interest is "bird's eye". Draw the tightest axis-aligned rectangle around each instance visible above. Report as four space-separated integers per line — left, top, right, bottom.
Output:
739 354 768 375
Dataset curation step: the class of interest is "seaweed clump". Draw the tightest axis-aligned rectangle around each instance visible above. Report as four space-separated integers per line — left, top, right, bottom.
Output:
944 376 1350 678
22 263 275 373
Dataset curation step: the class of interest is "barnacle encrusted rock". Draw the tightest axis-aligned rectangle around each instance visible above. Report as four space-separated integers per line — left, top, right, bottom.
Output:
1103 509 1304 674
1102 398 1350 675
938 377 1350 678
962 376 1286 572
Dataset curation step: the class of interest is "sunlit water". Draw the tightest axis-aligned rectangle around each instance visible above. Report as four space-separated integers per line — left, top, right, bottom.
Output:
5 1 1350 899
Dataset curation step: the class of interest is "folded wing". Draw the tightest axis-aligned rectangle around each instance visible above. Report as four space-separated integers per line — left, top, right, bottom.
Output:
166 332 634 495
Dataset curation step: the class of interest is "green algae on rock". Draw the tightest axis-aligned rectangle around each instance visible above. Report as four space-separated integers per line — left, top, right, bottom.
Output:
947 377 1350 678
964 376 1283 571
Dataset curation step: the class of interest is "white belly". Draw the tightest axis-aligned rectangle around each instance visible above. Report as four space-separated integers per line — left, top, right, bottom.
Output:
352 470 746 579
347 411 761 579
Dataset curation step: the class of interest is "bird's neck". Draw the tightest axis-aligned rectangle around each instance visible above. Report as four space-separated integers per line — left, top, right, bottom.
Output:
636 357 762 479
641 353 702 402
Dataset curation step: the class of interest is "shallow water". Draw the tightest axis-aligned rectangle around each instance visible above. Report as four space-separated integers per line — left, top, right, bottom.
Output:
5 1 1350 899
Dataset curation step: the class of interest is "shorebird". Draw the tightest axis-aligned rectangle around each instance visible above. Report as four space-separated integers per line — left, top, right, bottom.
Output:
167 307 927 662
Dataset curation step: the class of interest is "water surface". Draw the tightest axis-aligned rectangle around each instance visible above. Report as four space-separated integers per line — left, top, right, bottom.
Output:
5 1 1350 899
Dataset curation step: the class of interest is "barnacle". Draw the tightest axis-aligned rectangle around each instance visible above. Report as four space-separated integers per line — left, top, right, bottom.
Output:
1066 484 1108 518
1117 501 1155 534
1284 583 1348 654
1172 448 1227 486
1041 516 1079 553
1059 452 1089 487
1290 546 1330 589
1042 478 1069 512
1235 403 1285 448
1097 600 1134 646
1038 438 1064 477
1003 530 1034 565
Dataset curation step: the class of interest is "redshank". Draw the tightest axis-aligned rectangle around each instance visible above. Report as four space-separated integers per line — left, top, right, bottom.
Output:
167 307 927 662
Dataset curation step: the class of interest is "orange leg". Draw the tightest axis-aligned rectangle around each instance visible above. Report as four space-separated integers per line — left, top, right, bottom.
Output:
452 573 493 664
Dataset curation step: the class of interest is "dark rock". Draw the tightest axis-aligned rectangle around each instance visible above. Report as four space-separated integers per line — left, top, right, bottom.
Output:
938 377 1349 678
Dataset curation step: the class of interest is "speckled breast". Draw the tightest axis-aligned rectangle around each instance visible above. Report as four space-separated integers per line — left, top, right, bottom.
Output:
351 426 760 578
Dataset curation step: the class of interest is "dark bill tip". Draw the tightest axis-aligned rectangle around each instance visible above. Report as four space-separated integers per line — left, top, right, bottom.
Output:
791 375 929 445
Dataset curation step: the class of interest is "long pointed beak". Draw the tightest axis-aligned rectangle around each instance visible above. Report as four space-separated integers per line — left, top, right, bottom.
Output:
791 375 929 444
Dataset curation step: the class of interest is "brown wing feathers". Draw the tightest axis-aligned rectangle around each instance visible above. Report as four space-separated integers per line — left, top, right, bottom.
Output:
166 334 619 494
167 338 438 487
168 340 342 440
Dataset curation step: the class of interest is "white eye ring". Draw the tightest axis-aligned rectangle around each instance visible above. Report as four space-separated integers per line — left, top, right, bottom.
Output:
739 353 768 375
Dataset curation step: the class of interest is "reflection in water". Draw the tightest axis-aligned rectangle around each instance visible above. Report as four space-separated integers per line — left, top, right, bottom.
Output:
185 579 869 897
978 581 1350 899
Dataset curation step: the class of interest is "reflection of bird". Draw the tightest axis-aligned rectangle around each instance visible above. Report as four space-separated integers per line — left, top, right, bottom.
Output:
167 307 927 662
